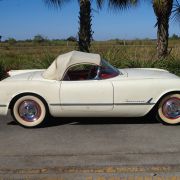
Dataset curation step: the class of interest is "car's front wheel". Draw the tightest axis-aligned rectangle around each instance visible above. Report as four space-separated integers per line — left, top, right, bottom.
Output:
11 95 47 128
157 93 180 125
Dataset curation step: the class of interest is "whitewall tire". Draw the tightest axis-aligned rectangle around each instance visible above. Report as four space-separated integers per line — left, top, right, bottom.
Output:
12 95 47 128
157 94 180 125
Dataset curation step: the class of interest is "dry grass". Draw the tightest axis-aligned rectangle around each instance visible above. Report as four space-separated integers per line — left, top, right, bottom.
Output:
0 40 180 77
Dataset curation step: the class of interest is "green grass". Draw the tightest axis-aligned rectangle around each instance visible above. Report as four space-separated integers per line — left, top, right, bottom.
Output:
0 40 180 79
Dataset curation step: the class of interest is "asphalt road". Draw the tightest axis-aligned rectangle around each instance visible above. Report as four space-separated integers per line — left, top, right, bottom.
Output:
0 113 180 179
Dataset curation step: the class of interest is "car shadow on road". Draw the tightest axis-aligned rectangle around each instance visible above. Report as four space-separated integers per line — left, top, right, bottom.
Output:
8 115 159 128
48 116 158 126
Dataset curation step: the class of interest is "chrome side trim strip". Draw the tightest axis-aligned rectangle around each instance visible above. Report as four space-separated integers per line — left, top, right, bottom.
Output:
50 103 112 106
50 103 155 106
0 105 7 107
115 103 155 105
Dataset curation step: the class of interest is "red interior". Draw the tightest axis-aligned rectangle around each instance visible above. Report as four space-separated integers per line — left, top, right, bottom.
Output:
66 68 119 81
100 72 119 79
67 70 89 80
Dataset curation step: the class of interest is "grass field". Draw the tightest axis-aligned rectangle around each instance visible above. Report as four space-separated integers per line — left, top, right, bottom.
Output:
0 39 180 77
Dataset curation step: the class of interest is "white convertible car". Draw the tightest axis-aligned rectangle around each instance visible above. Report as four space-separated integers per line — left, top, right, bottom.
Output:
0 51 179 127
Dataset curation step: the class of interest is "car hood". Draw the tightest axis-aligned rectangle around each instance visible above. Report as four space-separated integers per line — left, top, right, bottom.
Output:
3 70 45 82
119 68 179 79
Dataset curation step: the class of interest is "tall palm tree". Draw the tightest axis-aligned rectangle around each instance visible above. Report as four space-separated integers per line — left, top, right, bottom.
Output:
44 0 136 52
153 0 173 58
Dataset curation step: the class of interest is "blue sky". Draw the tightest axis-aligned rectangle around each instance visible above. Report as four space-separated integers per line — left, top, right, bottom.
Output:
0 0 179 40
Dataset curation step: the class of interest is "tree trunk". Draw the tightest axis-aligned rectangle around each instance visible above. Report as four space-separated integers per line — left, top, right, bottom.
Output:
156 17 169 58
153 0 173 59
78 0 92 52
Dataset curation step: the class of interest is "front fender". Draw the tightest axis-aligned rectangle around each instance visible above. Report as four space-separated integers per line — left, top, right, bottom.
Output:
0 80 60 116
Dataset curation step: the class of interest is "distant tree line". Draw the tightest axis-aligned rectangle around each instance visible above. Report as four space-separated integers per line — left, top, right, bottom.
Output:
0 35 77 44
1 34 180 45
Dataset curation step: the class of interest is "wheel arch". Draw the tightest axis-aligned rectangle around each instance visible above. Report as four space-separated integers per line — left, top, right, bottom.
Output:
148 90 180 115
9 92 50 114
156 90 180 105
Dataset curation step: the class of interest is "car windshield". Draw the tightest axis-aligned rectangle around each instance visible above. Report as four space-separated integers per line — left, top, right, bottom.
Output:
99 59 120 79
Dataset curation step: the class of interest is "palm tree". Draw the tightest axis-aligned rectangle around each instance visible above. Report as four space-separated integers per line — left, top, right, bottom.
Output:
44 0 136 52
153 0 173 58
172 0 180 23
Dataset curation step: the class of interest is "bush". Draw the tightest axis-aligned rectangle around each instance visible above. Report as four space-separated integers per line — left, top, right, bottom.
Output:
33 34 47 44
171 34 179 40
7 38 17 45
67 36 77 42
91 47 180 76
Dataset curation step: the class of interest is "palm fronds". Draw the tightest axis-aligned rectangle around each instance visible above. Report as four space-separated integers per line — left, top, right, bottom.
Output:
172 0 180 23
44 0 69 8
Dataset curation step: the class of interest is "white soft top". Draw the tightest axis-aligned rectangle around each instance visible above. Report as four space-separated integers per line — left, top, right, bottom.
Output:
43 51 101 80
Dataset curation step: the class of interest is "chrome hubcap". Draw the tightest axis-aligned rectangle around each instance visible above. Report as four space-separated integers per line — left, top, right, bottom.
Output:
162 97 180 119
18 100 41 122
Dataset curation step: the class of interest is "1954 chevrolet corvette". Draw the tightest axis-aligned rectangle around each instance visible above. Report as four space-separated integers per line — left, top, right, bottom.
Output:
0 51 179 127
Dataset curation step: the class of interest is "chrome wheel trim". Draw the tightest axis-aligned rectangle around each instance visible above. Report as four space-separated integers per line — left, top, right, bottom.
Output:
162 97 180 120
18 100 41 122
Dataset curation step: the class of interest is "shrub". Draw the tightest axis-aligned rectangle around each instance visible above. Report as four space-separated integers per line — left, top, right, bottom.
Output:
7 38 17 45
67 36 77 42
170 34 179 40
33 34 47 44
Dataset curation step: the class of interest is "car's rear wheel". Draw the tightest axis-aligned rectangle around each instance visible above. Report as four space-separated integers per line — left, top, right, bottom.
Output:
157 94 180 125
11 95 47 128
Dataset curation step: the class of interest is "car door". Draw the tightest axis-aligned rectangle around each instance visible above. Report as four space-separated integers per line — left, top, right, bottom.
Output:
60 80 113 112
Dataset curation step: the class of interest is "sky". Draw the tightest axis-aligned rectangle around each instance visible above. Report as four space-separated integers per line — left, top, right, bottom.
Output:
0 0 179 41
